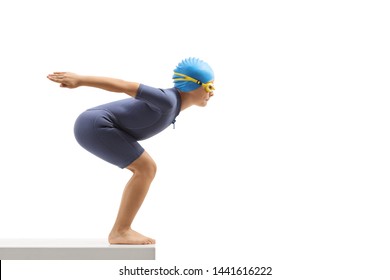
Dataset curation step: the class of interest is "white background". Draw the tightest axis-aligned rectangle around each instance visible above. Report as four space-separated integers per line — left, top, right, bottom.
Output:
1 0 389 279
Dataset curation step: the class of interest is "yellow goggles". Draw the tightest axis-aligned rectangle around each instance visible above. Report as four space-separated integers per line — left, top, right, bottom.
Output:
173 72 215 93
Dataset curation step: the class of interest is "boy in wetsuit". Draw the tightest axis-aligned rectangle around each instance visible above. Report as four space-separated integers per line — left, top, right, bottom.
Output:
47 58 215 244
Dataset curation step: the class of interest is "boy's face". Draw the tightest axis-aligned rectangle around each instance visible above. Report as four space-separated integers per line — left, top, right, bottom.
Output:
197 80 214 107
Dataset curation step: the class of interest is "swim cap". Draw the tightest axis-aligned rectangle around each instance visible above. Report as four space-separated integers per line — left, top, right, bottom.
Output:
173 57 214 92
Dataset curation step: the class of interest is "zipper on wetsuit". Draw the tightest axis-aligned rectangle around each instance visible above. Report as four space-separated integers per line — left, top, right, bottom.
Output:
172 119 176 129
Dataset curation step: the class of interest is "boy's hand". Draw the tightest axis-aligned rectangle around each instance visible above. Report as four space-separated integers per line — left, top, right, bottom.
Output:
47 72 81 88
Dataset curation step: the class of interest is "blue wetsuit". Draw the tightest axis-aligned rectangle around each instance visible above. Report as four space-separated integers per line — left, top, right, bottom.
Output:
74 84 181 168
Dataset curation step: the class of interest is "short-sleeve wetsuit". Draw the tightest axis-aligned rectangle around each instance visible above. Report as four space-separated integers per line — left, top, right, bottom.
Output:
74 84 181 168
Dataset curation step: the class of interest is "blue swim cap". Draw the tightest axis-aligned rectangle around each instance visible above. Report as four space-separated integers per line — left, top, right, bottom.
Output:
173 57 214 92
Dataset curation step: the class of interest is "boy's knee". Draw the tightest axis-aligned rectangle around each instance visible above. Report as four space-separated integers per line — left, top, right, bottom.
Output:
142 159 157 179
128 152 157 179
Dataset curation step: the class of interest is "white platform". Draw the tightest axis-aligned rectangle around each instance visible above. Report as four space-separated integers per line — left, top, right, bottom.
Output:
0 239 155 260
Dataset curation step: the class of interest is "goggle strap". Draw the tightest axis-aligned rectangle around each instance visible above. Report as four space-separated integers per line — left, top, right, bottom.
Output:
173 72 202 85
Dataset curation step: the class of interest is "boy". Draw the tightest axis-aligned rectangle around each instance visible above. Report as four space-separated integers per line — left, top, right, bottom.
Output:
47 57 215 244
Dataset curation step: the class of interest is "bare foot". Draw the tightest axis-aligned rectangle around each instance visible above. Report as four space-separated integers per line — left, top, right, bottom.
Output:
109 229 156 245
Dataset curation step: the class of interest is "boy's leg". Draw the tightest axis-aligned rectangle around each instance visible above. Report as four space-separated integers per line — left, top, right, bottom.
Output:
109 151 156 245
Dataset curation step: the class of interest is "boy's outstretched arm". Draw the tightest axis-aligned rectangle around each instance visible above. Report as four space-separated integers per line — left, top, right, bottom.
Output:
47 72 140 98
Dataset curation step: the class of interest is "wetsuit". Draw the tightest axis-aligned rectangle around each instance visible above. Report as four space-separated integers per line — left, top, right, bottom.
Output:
74 84 181 168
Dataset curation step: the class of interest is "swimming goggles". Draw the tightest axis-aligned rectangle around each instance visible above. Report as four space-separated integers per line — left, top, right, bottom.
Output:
173 72 215 93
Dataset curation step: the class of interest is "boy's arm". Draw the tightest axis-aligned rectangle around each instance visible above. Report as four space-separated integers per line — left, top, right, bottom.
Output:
47 72 140 98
